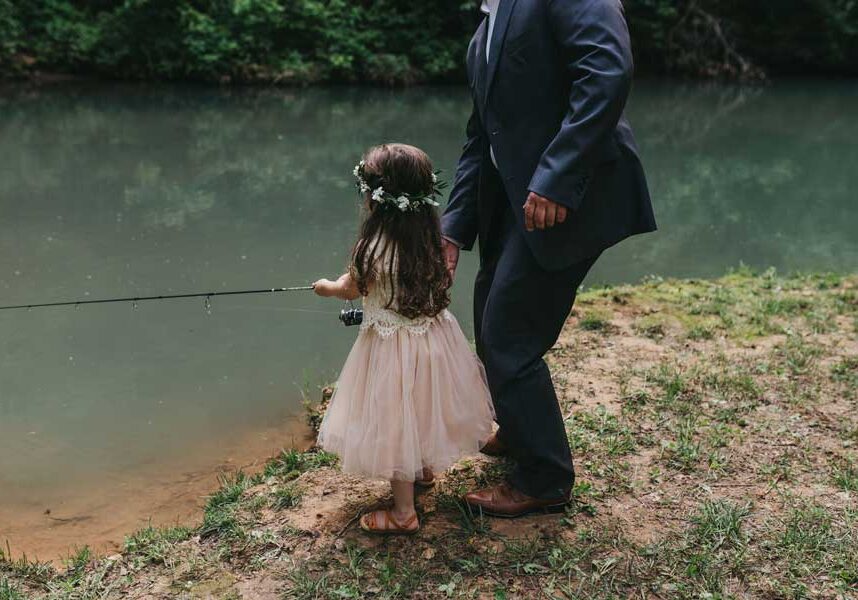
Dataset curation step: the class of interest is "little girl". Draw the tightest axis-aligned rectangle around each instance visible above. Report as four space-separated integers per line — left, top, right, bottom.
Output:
313 143 495 534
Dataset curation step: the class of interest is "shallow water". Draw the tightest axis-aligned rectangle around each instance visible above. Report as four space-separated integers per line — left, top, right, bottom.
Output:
1 80 856 559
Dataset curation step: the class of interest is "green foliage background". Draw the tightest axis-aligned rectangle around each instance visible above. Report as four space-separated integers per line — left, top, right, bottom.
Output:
0 0 856 82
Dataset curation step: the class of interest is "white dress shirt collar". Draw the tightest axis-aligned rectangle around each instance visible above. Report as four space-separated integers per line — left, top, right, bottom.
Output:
481 0 500 61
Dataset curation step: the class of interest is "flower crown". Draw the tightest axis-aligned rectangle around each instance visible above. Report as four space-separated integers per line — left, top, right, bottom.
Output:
353 160 446 212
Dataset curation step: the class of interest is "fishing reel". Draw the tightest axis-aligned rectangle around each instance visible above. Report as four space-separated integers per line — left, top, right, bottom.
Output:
339 300 363 327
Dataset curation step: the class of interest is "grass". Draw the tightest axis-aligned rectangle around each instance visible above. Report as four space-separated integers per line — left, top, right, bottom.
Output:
831 356 858 399
633 313 669 339
567 406 637 457
199 472 255 540
663 417 703 471
0 579 25 600
264 447 338 480
689 500 751 551
4 269 858 599
774 501 858 591
123 524 193 567
434 490 491 536
831 458 858 492
577 310 611 331
270 484 303 510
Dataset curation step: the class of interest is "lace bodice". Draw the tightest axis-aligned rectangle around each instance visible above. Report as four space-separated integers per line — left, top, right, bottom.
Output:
361 284 452 338
358 236 451 338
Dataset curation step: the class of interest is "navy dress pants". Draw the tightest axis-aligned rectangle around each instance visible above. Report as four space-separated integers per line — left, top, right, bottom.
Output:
473 165 598 500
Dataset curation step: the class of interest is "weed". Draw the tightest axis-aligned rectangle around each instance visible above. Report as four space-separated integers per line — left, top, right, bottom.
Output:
775 335 821 377
124 524 192 566
439 493 491 536
689 500 751 551
578 311 611 332
687 324 716 340
831 457 858 492
200 471 255 539
263 448 338 481
664 417 702 471
0 579 24 600
634 314 669 339
271 484 303 510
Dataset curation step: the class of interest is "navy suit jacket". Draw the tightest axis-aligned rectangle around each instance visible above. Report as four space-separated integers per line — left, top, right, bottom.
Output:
442 0 657 270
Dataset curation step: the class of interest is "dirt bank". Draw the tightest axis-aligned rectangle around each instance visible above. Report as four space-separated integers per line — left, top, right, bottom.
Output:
2 269 856 599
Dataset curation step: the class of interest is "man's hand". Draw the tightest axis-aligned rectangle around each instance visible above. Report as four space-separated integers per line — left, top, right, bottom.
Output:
523 192 568 231
441 238 460 281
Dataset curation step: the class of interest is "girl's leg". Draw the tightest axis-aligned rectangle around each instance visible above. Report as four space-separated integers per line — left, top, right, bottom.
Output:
416 467 435 487
359 480 420 533
390 480 417 522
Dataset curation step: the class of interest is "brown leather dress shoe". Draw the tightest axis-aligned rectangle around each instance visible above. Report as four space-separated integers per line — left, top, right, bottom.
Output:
464 482 570 518
480 432 508 457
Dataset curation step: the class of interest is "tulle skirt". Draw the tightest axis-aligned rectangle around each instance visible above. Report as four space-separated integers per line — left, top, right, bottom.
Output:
317 311 496 482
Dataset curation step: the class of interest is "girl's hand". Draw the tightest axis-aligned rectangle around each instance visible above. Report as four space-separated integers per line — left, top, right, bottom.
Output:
313 273 361 300
312 279 337 297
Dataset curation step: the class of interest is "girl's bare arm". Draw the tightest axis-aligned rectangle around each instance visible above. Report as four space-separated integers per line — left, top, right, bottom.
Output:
312 272 362 301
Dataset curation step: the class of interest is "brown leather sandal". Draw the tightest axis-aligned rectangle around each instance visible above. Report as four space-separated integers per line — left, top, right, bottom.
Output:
359 509 420 535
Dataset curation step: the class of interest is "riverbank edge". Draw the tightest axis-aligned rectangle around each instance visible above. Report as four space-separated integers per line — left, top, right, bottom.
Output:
2 267 856 599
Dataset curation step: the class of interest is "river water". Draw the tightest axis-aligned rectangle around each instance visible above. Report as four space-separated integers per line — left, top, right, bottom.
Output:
1 80 856 559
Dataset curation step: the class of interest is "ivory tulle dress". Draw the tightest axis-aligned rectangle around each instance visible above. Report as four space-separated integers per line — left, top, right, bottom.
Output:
317 246 495 482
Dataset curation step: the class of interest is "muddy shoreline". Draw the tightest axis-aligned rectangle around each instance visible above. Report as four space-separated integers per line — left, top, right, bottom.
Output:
1 415 314 563
2 271 857 599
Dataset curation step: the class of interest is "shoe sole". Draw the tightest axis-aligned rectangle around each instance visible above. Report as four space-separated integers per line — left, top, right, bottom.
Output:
360 524 420 536
465 501 570 519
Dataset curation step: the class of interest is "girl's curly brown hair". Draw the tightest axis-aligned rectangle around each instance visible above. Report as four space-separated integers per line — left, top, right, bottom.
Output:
351 143 451 320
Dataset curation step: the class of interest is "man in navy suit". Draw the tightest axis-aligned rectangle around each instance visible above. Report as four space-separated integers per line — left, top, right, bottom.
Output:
442 0 656 516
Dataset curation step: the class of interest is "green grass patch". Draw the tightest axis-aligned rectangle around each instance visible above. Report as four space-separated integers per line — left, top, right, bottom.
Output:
831 356 858 394
568 406 637 457
578 310 611 331
689 499 751 551
262 448 338 481
124 523 193 566
0 578 25 600
200 471 255 540
773 334 823 377
270 484 303 510
0 549 53 586
775 501 858 587
686 323 716 340
831 458 858 492
633 313 670 339
663 417 702 471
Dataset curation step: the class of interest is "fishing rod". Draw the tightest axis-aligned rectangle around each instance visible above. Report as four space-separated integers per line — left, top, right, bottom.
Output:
0 285 364 326
0 285 315 311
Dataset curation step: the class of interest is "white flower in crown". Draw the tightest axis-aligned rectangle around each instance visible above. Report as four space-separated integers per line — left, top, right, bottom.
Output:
432 172 438 184
396 195 411 211
371 187 385 203
359 181 370 193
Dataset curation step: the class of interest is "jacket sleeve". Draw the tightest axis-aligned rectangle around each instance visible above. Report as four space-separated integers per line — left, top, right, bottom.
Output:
441 98 486 251
528 0 633 210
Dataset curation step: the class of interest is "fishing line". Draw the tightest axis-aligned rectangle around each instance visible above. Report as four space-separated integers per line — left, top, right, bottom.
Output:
218 304 334 316
0 285 364 325
0 285 316 312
